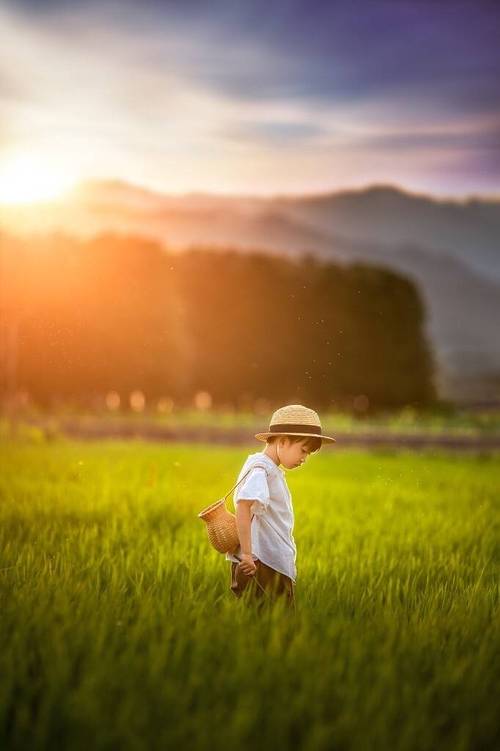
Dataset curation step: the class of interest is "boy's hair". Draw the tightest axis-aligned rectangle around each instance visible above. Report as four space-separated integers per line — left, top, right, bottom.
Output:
266 434 322 454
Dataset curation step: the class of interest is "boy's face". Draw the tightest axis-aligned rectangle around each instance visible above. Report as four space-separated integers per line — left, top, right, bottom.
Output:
278 436 312 469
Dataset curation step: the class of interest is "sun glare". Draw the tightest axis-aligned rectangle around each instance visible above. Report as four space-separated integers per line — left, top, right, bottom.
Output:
0 152 75 205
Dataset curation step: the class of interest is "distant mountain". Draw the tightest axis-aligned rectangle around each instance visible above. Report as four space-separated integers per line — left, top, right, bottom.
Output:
274 185 500 281
2 180 499 400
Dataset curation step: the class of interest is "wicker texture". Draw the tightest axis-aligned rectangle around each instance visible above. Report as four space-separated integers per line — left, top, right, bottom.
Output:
198 499 239 554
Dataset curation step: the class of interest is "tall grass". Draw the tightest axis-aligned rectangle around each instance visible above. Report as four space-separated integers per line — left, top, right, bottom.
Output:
1 439 498 750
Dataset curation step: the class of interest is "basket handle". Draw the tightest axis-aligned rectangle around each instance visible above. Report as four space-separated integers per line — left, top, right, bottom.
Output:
223 462 270 501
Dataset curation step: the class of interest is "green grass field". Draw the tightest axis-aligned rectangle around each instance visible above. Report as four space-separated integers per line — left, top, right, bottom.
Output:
1 438 499 750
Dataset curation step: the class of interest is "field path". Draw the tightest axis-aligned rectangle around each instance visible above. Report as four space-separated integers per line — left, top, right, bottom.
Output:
16 416 500 451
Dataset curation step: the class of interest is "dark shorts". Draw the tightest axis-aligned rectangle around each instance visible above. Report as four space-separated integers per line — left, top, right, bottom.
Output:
230 559 296 614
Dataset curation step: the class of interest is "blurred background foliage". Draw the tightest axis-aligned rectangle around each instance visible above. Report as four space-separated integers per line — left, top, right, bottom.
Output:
0 231 437 412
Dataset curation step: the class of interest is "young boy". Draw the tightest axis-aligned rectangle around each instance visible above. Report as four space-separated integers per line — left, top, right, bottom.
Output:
226 403 336 612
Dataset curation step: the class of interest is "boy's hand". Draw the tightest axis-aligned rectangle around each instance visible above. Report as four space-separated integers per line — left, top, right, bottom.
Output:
238 553 257 576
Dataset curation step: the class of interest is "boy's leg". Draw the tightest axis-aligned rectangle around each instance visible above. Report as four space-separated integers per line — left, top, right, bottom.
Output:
254 561 296 614
230 561 296 614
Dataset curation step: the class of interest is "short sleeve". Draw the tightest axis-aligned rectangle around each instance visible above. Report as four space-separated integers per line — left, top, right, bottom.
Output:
234 467 270 516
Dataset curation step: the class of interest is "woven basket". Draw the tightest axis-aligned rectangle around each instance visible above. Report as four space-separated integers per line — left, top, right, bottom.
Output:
198 499 239 554
197 462 269 555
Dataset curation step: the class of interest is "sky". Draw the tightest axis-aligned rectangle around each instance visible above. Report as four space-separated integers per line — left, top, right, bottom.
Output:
1 0 499 199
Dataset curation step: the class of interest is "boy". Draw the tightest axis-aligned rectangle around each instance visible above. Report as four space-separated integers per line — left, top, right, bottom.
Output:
226 404 336 612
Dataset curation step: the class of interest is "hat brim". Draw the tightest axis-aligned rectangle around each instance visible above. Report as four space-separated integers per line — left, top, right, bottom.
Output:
254 431 336 444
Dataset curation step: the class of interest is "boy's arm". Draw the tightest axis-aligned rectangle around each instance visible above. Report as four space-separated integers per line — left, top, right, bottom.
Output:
235 501 257 576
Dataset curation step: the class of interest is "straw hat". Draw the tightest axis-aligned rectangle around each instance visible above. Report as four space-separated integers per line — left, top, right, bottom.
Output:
254 404 336 444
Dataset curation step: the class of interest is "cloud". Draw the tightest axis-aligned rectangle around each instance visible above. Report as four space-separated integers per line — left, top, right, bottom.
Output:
7 0 500 111
351 118 500 153
219 120 327 147
1 0 499 195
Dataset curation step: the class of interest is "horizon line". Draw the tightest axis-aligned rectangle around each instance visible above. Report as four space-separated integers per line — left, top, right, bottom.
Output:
2 176 500 209
74 177 500 205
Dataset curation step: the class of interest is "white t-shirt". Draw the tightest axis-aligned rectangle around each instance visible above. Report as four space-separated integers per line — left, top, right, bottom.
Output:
225 451 297 582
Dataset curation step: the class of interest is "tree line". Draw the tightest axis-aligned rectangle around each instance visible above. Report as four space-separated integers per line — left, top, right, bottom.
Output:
0 231 437 411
